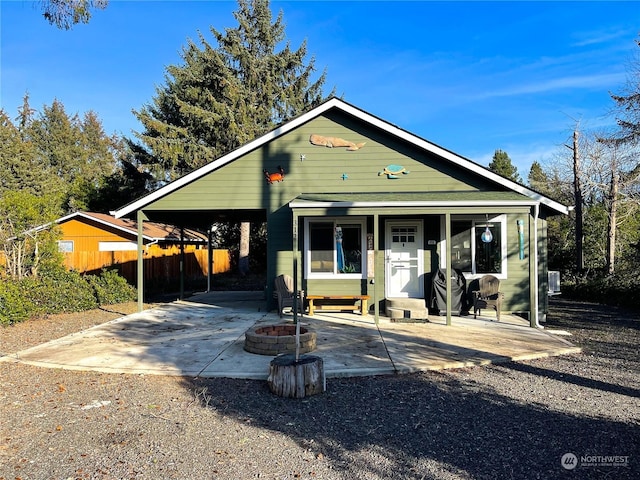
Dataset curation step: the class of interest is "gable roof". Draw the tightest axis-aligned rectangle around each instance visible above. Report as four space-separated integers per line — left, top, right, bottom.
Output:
113 97 568 218
51 211 208 243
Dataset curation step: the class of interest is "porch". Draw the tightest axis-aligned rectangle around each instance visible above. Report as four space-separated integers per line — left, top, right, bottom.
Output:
1 291 581 379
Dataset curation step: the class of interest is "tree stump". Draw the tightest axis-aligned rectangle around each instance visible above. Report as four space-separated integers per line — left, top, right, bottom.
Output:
267 354 325 398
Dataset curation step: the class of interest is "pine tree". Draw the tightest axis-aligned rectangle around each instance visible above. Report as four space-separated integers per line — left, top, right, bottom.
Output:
609 37 640 145
527 160 550 196
40 0 108 30
0 110 41 195
28 100 121 211
130 0 332 276
1 97 131 279
488 149 522 183
132 0 331 181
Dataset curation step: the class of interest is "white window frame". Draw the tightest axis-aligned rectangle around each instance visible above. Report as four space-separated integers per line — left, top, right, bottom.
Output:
304 217 367 279
57 240 74 253
99 241 137 252
439 214 507 279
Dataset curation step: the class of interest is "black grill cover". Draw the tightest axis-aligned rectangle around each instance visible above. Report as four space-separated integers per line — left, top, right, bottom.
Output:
431 268 467 315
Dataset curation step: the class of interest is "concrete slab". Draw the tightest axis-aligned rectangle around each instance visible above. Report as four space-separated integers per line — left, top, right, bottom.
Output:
0 291 581 379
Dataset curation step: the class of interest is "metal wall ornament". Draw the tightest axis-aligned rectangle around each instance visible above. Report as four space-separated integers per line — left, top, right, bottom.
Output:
378 164 410 179
264 166 285 184
480 214 493 243
481 226 493 243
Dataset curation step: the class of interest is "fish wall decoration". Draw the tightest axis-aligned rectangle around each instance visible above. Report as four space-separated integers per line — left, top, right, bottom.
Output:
309 134 366 151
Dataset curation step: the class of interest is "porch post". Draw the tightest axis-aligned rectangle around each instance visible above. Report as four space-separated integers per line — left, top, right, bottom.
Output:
207 227 213 292
373 213 379 324
292 211 299 324
136 210 147 312
179 226 185 300
445 212 452 326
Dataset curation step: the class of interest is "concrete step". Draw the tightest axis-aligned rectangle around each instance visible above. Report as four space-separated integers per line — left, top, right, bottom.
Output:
385 297 428 322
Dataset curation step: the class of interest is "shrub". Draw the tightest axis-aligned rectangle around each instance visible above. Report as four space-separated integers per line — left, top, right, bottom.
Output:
0 269 136 325
562 272 640 311
0 279 38 326
32 269 99 313
87 269 136 305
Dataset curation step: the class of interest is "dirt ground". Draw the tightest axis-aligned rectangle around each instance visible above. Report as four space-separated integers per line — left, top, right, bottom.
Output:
1 298 638 479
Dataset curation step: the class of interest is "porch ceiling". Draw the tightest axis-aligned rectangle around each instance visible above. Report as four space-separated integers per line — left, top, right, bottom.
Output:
136 209 267 232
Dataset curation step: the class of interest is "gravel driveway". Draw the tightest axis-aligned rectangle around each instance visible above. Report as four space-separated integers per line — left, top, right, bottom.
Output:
1 298 638 479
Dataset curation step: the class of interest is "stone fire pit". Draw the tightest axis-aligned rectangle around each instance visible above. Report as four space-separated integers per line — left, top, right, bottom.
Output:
244 324 317 356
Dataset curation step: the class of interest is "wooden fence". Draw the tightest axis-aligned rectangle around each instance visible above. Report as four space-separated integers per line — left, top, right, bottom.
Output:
63 247 231 284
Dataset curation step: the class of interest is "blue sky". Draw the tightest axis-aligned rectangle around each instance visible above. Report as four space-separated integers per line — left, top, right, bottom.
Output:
2 1 639 178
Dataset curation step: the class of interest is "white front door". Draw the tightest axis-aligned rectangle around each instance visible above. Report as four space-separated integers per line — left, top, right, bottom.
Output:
385 221 424 298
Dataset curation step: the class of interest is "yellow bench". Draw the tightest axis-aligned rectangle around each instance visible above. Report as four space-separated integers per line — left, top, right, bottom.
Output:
306 295 370 316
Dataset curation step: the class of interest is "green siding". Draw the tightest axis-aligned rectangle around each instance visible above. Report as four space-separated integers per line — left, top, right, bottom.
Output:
145 113 497 214
503 212 531 313
305 279 369 296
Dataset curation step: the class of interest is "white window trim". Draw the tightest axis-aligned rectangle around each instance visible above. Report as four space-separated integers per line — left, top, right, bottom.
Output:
57 240 74 253
439 214 508 280
99 241 137 252
304 217 367 279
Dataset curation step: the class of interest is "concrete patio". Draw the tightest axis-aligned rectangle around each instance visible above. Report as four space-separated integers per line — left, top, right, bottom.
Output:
0 291 581 379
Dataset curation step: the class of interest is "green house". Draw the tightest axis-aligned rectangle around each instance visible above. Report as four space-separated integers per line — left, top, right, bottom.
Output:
113 98 567 327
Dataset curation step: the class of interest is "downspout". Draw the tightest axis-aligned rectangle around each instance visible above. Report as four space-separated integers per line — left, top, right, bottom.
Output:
532 203 541 328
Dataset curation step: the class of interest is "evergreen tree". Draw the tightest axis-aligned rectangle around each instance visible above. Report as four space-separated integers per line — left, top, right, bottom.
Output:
40 0 108 30
609 36 640 145
0 109 44 195
0 97 140 280
132 0 331 181
87 145 153 213
488 149 522 183
28 99 122 211
130 0 332 276
527 160 550 195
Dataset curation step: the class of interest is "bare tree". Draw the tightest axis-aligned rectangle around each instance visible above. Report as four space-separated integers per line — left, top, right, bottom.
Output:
570 129 585 271
548 124 640 273
589 136 640 274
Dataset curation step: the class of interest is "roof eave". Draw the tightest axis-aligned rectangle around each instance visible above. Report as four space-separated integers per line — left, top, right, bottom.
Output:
290 199 541 209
